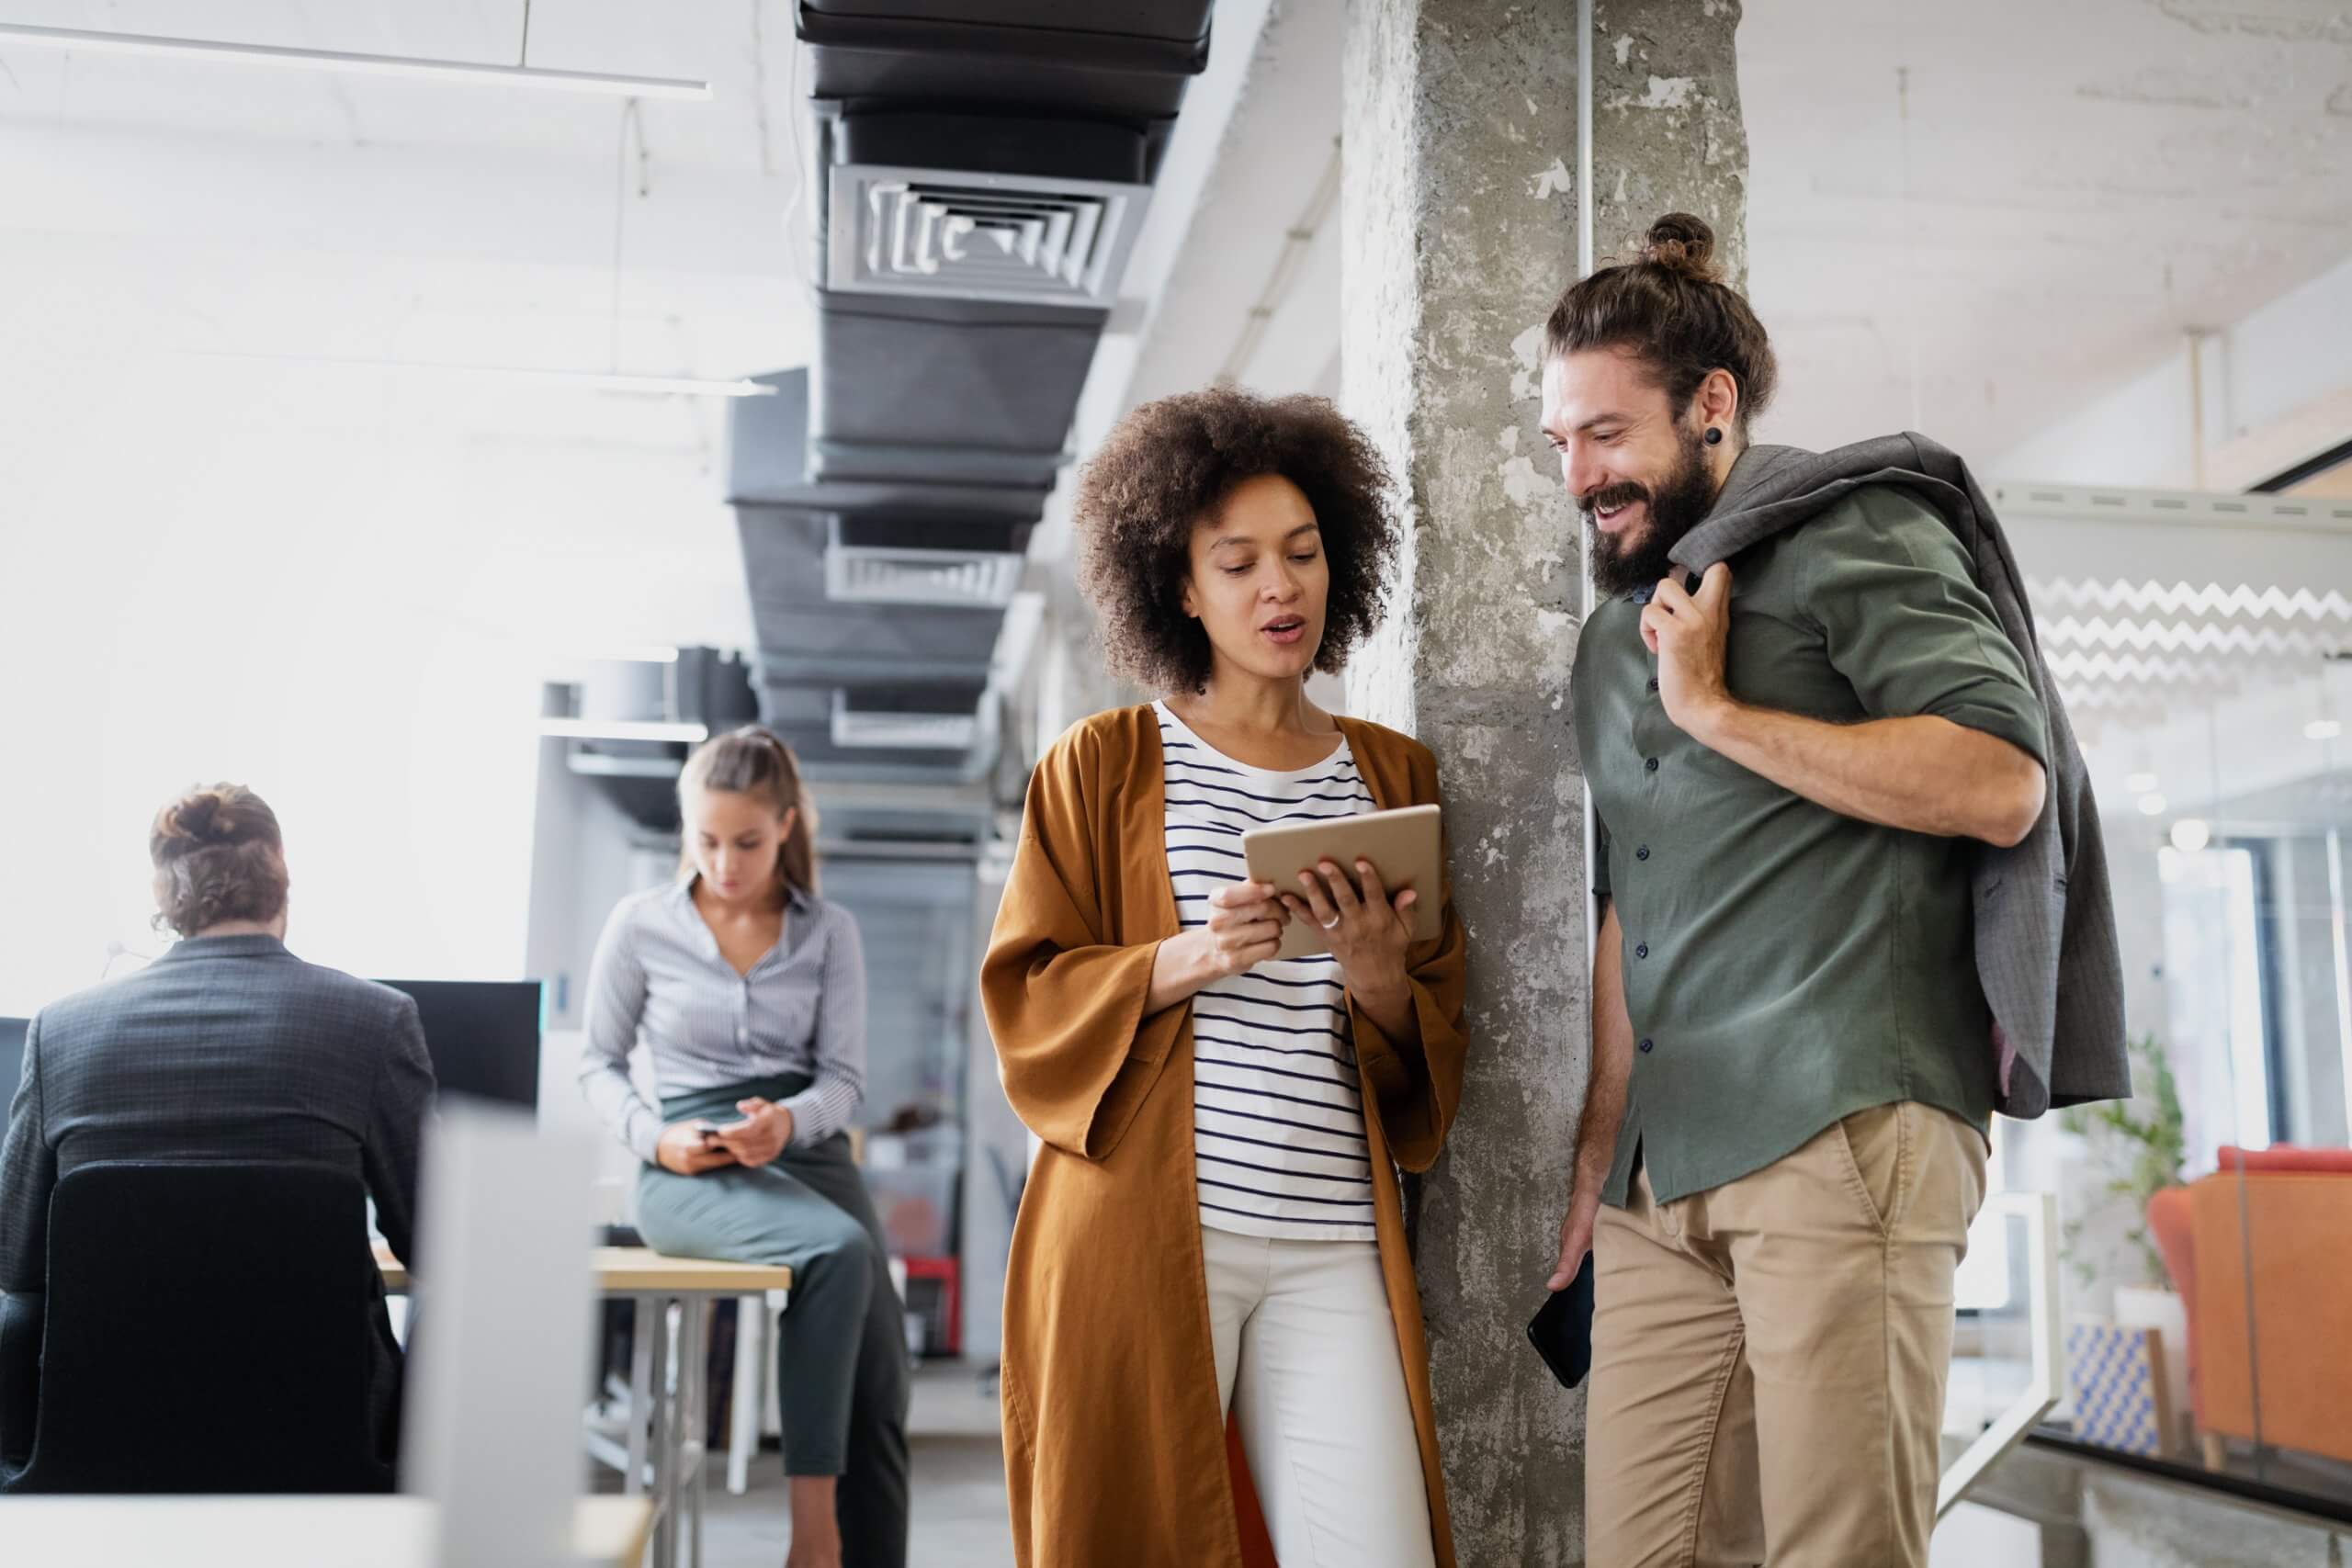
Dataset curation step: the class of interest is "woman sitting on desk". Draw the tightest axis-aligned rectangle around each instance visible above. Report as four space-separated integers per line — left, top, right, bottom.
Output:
577 728 908 1568
980 389 1470 1568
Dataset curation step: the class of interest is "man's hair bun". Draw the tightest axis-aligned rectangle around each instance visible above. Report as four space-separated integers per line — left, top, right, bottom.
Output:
150 784 288 937
1639 212 1721 283
155 788 243 850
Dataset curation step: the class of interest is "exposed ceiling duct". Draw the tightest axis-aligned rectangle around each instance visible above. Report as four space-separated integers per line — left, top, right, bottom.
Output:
548 647 760 831
726 2 1215 797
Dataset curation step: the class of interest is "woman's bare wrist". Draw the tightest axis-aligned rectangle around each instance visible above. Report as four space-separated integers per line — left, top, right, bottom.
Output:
1147 931 1215 1014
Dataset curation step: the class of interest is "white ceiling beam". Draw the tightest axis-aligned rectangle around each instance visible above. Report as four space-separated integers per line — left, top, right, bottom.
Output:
0 21 712 100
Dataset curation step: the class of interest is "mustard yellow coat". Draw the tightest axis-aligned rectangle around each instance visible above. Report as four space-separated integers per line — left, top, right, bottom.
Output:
980 705 1469 1568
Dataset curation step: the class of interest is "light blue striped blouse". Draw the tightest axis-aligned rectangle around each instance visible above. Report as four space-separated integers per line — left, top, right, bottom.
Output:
577 878 867 1164
1158 701 1378 1243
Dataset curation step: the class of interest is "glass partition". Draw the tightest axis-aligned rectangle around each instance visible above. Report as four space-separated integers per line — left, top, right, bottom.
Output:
2000 483 2352 1515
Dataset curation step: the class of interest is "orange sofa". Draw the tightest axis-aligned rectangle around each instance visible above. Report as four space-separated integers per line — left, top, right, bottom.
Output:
2145 1145 2352 1466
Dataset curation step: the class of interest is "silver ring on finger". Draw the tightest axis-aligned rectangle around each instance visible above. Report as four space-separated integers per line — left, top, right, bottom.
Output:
1320 914 1342 931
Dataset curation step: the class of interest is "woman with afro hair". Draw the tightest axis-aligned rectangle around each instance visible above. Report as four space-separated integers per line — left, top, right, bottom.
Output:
981 389 1469 1568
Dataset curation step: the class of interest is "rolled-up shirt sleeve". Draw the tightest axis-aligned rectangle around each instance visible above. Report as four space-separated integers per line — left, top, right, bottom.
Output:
1803 485 2049 768
783 908 866 1148
578 900 663 1164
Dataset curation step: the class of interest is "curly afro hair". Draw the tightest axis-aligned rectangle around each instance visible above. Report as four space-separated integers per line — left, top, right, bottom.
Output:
1072 388 1402 695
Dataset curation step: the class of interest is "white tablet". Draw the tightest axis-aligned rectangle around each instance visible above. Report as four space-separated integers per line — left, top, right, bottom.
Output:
1239 803 1445 962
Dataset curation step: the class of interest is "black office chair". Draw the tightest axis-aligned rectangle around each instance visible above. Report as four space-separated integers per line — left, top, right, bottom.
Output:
0 1160 398 1494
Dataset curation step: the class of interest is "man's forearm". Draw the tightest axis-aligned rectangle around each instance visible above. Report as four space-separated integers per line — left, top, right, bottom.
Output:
1573 1058 1626 1194
1576 906 1634 1195
1682 699 2044 847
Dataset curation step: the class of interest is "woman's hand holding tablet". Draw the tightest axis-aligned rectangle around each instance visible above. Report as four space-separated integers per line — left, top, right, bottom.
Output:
1240 804 1445 962
1278 853 1422 998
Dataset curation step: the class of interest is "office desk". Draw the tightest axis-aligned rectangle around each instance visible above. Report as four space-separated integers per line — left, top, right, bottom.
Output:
380 1246 792 1568
377 1246 790 1297
0 1495 652 1567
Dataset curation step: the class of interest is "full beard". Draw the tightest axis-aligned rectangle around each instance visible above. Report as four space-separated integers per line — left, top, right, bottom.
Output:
1583 424 1720 600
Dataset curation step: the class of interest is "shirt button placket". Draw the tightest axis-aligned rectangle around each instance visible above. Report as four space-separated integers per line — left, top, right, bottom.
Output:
1626 666 1663 1064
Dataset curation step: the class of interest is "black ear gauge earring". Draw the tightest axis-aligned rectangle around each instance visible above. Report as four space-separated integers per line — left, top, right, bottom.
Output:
1704 426 1724 446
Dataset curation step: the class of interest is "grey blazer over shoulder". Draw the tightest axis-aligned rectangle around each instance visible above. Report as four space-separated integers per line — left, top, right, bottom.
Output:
1668 434 2132 1118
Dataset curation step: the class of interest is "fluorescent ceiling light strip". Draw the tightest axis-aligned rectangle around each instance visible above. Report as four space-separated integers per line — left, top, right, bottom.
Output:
569 646 682 665
0 22 712 100
539 719 708 743
187 352 775 398
441 367 775 398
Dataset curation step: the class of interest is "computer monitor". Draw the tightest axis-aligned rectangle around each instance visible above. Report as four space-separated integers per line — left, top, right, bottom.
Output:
376 981 542 1115
0 1017 26 1106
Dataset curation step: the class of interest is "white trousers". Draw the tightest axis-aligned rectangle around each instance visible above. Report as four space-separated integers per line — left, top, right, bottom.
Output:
1203 1224 1437 1568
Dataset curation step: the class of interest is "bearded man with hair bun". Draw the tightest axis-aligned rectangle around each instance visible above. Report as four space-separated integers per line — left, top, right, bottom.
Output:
1541 213 2128 1568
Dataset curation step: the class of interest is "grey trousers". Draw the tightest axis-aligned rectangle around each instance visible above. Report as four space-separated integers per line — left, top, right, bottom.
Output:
635 1075 910 1568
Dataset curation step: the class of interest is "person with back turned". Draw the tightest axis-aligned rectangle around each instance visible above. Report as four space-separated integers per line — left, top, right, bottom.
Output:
0 784 435 1474
1539 214 2130 1567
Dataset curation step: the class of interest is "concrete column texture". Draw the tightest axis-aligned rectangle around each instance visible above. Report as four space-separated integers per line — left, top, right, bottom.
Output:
1340 2 1747 1562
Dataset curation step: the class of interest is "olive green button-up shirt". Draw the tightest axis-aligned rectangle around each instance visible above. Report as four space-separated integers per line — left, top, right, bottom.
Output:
1572 482 2048 1206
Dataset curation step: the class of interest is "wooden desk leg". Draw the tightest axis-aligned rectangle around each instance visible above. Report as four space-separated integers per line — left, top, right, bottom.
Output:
627 1293 655 1499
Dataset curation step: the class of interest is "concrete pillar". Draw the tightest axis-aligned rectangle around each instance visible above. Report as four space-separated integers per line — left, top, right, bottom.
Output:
1340 3 1747 1561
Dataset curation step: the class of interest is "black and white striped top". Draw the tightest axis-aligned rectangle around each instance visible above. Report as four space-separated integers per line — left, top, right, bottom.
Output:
1157 701 1378 1243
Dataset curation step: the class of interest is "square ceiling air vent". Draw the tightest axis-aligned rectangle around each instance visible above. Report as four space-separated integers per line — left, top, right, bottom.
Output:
823 515 1025 608
830 688 983 751
829 164 1149 309
826 545 1023 608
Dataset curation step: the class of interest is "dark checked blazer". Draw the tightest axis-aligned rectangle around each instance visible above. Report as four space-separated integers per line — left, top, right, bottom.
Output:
0 934 435 1447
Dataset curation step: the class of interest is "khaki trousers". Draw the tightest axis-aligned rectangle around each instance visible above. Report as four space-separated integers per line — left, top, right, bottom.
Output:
1584 1101 1987 1568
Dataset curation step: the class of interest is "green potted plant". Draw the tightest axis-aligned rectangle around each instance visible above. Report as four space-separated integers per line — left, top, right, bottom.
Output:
2061 1034 2188 1289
